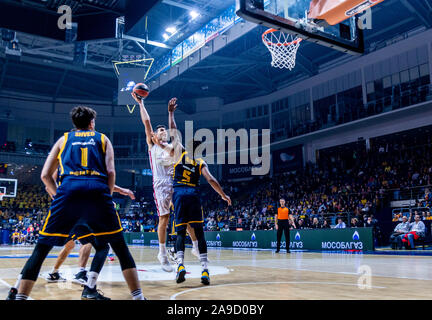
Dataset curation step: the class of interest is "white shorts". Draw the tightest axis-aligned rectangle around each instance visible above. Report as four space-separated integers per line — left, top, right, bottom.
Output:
153 180 173 217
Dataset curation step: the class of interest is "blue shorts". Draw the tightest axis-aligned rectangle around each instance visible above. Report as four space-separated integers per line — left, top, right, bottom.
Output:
39 176 123 246
173 186 203 232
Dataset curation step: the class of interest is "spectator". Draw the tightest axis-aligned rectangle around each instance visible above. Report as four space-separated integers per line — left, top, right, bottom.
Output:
334 218 346 229
364 216 375 228
11 229 20 245
350 217 362 228
297 219 306 230
310 217 321 229
389 216 410 249
321 219 331 229
399 214 426 249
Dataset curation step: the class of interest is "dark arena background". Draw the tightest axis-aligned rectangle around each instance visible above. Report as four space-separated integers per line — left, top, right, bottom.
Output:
0 0 432 309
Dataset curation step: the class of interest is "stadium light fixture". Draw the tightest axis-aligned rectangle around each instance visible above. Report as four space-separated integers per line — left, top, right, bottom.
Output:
165 27 177 34
190 10 199 20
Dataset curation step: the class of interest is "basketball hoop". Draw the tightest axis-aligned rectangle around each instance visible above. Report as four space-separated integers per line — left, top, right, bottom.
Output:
262 28 302 70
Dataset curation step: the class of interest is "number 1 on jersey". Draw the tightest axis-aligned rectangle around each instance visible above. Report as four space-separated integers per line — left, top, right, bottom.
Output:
81 147 88 167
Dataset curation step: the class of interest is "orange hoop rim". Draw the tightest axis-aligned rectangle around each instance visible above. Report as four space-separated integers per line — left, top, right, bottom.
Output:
262 28 303 47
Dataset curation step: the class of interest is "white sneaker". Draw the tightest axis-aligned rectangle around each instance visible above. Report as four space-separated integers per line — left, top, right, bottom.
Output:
158 253 173 272
167 247 177 263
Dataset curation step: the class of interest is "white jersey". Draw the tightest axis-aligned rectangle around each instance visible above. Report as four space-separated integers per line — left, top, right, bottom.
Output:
149 144 174 216
149 144 174 182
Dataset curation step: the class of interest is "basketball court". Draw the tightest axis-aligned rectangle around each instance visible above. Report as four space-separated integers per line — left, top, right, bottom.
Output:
0 246 431 300
0 0 432 304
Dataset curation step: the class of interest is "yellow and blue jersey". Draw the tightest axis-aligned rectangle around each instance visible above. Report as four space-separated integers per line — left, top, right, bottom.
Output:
58 130 108 182
173 149 205 188
172 150 206 230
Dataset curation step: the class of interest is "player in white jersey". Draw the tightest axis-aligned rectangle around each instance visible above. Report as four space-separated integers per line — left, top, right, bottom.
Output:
132 93 176 272
133 93 201 272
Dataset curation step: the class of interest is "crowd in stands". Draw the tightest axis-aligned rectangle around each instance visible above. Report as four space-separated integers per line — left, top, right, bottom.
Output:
9 222 40 245
198 131 432 247
1 126 432 249
0 185 48 244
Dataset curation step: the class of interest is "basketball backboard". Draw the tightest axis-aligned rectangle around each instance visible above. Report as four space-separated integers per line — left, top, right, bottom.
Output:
0 178 17 198
237 0 377 55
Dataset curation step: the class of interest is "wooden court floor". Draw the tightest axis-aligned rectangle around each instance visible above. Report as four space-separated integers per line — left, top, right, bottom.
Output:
0 245 431 300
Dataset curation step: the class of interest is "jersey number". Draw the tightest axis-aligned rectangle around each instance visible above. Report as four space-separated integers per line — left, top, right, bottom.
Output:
81 148 88 167
182 170 191 183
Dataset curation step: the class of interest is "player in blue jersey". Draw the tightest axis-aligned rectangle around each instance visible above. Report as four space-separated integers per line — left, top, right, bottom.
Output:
151 102 231 285
13 106 144 300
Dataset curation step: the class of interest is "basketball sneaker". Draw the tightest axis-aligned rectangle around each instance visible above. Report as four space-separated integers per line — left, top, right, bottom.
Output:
81 285 111 300
201 269 210 286
108 255 115 262
158 253 173 272
45 272 67 283
6 287 17 300
167 247 177 263
72 270 88 285
176 264 186 284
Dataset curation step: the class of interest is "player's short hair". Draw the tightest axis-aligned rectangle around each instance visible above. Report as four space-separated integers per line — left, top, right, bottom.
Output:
186 139 202 158
280 198 285 201
70 106 97 130
156 125 166 131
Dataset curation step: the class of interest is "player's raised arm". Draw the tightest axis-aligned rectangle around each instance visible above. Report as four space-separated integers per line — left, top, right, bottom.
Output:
201 165 231 206
104 136 116 194
41 137 63 198
132 92 154 148
167 97 184 160
168 97 178 131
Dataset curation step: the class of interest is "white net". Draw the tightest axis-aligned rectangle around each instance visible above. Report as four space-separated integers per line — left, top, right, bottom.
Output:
262 29 302 70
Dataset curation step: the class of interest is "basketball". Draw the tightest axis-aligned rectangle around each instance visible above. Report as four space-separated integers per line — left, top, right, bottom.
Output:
133 83 150 100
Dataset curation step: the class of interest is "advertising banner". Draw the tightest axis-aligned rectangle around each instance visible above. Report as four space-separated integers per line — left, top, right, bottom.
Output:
125 228 374 251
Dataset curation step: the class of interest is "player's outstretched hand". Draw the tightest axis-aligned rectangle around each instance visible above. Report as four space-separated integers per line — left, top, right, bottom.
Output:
131 92 142 104
222 194 232 206
168 97 177 113
125 189 135 200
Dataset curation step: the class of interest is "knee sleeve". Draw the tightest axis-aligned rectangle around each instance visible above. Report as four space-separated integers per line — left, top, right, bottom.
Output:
176 228 187 253
21 243 53 281
109 235 136 271
192 225 207 254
